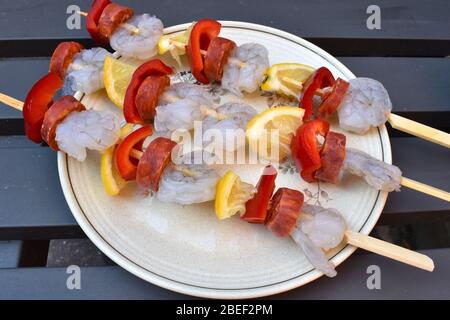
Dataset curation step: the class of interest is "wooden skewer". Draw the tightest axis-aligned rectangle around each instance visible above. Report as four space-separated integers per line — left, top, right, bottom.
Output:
345 230 434 272
0 93 23 111
388 113 450 148
401 177 450 202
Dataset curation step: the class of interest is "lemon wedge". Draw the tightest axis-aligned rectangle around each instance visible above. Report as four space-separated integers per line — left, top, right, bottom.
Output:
104 56 137 109
246 106 305 162
100 124 134 196
215 171 255 220
261 63 314 98
158 23 195 65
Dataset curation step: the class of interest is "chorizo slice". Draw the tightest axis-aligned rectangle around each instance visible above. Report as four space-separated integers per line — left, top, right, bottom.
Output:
266 188 304 237
49 42 84 79
135 75 170 121
315 131 346 184
41 96 86 150
204 37 236 82
317 78 350 118
136 137 177 192
98 3 134 40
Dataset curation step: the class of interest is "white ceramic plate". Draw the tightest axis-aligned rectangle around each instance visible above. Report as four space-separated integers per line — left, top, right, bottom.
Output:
57 21 390 299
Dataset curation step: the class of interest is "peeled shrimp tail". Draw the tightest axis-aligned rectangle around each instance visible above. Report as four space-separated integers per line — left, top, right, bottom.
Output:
343 148 402 192
291 227 337 277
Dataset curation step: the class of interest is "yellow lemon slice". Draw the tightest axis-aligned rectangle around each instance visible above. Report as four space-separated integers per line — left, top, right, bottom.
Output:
246 106 305 162
158 22 195 65
100 124 134 196
104 56 137 109
261 63 314 98
215 171 255 220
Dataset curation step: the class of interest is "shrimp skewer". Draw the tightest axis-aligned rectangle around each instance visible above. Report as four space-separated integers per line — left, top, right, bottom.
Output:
290 120 450 202
0 93 120 162
288 73 450 148
217 169 434 277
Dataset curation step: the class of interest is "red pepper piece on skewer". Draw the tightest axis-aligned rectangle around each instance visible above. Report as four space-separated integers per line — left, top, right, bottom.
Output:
23 73 64 143
290 118 330 183
300 67 335 122
186 19 221 84
86 0 111 45
123 59 173 124
241 165 278 224
115 125 153 181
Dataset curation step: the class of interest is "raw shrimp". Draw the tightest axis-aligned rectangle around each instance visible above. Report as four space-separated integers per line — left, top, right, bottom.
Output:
222 43 270 97
154 83 217 134
299 204 347 251
110 14 163 60
291 227 337 277
202 102 257 151
56 110 121 161
291 204 347 277
343 148 402 192
338 77 392 135
156 151 220 205
63 48 112 95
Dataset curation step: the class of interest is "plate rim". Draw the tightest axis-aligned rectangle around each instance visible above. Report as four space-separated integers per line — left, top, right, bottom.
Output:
57 21 391 299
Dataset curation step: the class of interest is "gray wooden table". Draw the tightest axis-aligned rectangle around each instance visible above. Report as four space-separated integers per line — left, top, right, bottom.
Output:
0 0 449 299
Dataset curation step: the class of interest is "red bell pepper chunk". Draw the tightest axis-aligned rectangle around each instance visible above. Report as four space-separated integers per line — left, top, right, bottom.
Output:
300 67 335 122
123 59 173 124
241 165 277 224
187 19 221 84
86 0 111 45
290 119 330 183
115 125 153 181
23 73 64 143
317 78 350 119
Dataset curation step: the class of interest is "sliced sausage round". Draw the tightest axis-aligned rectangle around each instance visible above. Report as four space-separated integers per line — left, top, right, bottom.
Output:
315 131 346 184
136 137 177 192
98 3 134 40
266 188 304 237
41 96 86 150
204 37 236 82
49 42 84 79
135 75 170 121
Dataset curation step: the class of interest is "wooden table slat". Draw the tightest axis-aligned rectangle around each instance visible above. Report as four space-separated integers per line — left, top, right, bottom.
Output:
0 248 448 299
0 241 22 268
1 0 450 57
